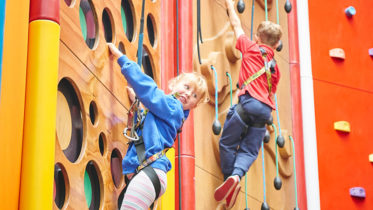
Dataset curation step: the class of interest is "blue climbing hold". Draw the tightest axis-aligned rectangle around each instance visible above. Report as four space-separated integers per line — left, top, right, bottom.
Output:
345 6 356 18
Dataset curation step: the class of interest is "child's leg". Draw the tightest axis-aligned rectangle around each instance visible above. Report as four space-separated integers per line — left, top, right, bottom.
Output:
232 96 271 177
219 104 248 179
121 169 167 210
232 126 266 177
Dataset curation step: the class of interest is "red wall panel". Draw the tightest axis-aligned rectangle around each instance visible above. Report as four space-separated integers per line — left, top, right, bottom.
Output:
309 1 373 91
309 1 373 209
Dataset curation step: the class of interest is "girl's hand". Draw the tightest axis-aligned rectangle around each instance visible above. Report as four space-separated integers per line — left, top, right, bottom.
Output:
108 43 123 58
126 86 136 104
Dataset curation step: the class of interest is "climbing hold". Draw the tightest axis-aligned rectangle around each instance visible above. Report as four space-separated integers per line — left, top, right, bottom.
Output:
369 48 373 57
369 154 373 162
349 187 366 198
284 0 292 13
261 202 270 210
212 119 222 135
345 6 356 18
277 135 285 148
329 48 345 60
276 40 283 52
274 176 282 190
263 130 270 143
334 121 350 133
237 0 245 13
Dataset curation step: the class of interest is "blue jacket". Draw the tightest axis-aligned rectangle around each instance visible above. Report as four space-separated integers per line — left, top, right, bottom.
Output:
118 55 189 174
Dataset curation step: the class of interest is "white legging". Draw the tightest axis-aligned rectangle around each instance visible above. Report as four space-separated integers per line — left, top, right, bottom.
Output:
120 169 167 210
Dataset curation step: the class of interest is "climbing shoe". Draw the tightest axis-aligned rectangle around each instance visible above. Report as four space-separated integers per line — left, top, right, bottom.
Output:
214 175 240 202
226 184 241 209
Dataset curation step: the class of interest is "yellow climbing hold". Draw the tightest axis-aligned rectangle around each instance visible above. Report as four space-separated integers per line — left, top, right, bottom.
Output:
334 121 350 132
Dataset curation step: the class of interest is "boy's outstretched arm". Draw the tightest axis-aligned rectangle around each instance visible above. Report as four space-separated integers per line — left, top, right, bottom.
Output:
226 0 245 39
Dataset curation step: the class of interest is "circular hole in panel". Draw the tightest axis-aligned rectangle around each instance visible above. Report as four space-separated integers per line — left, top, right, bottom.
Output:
79 0 98 49
146 14 157 47
89 101 97 125
54 163 69 209
110 149 123 188
121 0 135 42
84 161 102 210
118 42 126 54
98 132 106 156
142 45 154 79
102 8 114 43
57 78 84 163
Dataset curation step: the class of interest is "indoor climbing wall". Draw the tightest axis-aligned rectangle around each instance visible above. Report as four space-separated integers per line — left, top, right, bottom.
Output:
308 1 373 209
192 0 298 209
55 0 160 209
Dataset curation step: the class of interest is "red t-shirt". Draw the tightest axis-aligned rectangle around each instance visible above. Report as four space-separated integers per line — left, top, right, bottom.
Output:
236 34 280 110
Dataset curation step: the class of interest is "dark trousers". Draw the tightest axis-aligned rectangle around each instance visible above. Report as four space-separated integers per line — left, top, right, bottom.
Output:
219 94 272 179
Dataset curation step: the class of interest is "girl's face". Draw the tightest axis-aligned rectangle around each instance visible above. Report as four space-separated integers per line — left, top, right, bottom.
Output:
172 81 201 110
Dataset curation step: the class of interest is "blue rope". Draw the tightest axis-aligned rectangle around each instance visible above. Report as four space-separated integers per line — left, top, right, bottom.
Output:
264 0 268 21
226 72 233 107
250 0 255 40
274 94 282 137
211 65 219 121
272 124 279 176
245 1 256 208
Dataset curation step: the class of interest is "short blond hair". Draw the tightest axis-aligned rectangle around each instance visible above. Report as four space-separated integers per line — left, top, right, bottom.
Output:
256 21 282 47
168 72 209 105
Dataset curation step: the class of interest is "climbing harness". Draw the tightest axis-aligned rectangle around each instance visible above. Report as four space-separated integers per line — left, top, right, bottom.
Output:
240 47 276 95
235 103 267 128
120 103 184 210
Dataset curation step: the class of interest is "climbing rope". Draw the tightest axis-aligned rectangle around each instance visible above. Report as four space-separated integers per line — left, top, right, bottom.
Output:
226 72 233 107
211 65 221 135
176 0 182 208
197 0 203 64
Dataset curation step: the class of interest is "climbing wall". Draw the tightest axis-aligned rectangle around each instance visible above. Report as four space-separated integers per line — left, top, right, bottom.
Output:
308 1 373 209
193 0 298 209
55 0 161 209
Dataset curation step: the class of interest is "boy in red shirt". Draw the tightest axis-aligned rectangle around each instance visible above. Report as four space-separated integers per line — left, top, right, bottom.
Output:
214 0 283 208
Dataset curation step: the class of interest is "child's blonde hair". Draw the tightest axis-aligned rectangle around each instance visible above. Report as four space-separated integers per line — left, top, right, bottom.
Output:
256 21 282 48
168 72 209 105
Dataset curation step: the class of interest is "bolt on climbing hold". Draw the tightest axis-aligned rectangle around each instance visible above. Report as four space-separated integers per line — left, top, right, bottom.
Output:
345 6 356 18
334 121 350 133
350 187 366 198
329 48 345 60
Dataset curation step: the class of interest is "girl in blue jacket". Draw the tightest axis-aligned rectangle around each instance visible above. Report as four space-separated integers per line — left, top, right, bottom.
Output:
108 43 209 210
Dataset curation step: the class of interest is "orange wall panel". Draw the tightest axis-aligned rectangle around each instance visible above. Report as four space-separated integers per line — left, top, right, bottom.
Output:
309 1 373 91
314 81 373 209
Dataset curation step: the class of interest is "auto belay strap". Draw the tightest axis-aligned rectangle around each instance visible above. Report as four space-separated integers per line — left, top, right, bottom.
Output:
241 47 275 96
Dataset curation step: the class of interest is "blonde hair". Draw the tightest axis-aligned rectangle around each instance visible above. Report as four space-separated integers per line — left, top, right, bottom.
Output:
256 21 282 47
168 72 209 105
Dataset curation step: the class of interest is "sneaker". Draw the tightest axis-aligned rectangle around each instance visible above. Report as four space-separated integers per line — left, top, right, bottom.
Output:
214 175 240 202
226 184 241 209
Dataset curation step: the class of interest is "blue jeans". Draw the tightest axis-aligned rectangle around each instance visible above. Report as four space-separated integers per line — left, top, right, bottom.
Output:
219 94 272 179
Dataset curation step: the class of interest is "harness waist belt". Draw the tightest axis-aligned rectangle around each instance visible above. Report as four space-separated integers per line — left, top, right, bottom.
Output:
235 103 266 128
